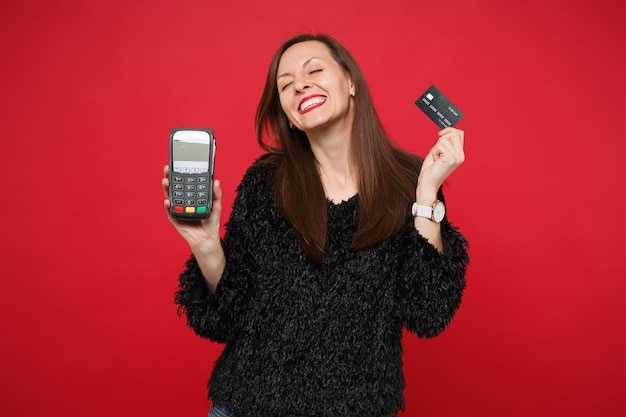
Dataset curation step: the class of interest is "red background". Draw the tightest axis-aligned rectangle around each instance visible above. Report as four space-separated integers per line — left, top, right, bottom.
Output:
1 1 625 416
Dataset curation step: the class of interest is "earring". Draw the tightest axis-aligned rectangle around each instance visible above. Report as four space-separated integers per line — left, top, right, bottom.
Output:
350 90 355 97
289 121 295 129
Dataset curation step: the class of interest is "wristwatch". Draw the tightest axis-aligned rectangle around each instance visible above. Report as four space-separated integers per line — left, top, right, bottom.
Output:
412 200 445 223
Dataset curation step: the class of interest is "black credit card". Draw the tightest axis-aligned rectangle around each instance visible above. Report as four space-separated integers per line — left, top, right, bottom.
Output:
415 85 464 128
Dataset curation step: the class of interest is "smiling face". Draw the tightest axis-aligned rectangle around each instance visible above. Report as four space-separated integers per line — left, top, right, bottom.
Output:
276 40 355 135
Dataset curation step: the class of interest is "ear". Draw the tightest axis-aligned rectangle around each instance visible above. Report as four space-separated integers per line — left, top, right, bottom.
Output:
349 80 355 97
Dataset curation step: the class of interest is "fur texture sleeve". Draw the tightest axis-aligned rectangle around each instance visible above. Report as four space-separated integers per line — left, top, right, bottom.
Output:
174 254 237 343
396 216 469 338
174 159 270 343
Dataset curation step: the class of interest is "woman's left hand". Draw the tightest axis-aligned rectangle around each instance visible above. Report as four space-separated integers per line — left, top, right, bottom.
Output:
417 127 465 199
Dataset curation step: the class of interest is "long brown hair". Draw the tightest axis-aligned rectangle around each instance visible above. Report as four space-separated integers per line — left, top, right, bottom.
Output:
256 33 422 264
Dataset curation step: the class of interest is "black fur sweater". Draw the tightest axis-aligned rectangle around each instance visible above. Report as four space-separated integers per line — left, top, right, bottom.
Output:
175 156 469 417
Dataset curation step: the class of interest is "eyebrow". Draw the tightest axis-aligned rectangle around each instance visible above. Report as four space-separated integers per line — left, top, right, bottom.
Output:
277 57 323 79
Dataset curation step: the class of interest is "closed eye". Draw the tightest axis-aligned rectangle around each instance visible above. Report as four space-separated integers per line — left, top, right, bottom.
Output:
280 82 293 91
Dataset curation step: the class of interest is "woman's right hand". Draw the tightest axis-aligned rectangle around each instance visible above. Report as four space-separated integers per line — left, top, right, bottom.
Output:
162 165 225 292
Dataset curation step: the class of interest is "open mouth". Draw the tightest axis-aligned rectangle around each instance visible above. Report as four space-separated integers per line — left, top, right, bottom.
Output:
298 95 327 113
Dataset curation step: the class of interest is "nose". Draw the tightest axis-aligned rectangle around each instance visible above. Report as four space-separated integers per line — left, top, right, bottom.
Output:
294 80 310 93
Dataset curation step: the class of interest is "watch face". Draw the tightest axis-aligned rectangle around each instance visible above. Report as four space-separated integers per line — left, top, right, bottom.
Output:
433 201 445 222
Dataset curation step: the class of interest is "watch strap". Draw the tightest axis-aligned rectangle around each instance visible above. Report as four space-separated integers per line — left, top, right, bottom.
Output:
412 202 433 219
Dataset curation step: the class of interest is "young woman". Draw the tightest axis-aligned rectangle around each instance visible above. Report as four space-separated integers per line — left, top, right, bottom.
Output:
162 33 468 417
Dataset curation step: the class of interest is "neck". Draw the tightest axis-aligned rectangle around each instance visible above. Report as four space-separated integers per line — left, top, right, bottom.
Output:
302 107 357 202
310 137 357 203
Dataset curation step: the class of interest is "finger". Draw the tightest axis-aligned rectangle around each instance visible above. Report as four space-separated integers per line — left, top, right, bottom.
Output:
163 193 178 227
439 128 464 145
443 137 465 161
162 177 170 199
212 180 222 214
439 128 463 140
438 127 457 136
451 129 464 146
439 131 464 153
434 137 465 165
204 180 223 231
162 165 171 198
438 127 463 135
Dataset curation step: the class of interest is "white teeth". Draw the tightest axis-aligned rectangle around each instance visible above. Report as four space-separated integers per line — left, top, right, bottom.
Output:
299 96 326 112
